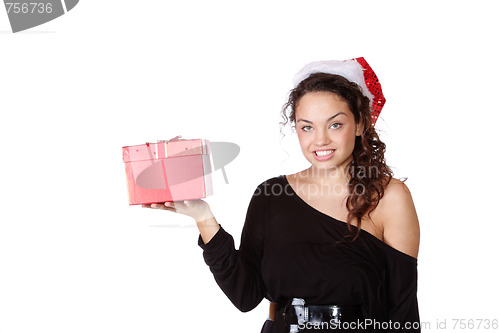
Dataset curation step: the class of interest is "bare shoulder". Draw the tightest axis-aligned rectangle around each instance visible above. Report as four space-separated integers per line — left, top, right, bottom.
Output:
383 178 412 202
375 178 420 258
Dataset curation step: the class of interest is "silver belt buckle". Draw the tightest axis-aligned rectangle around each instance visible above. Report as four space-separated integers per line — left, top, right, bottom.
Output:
289 299 343 332
289 298 306 333
330 305 341 327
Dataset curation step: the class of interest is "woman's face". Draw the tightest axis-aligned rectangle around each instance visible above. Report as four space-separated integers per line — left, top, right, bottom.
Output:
295 91 361 173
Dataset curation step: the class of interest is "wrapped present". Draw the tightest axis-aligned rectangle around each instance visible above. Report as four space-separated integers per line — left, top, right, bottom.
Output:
122 139 213 205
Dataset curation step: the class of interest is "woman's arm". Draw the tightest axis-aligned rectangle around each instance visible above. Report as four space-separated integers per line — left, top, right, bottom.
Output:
144 200 220 244
379 179 420 258
375 179 421 331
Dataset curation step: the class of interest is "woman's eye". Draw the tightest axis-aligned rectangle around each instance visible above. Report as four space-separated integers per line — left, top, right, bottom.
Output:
301 126 313 132
330 123 341 129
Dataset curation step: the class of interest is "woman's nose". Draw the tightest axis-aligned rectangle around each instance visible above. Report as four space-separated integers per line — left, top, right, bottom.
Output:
315 129 331 146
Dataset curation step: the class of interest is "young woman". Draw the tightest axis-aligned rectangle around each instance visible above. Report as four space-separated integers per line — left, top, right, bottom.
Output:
144 58 420 332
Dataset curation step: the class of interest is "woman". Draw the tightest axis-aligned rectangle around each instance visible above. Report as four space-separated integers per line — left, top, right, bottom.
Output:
144 58 420 332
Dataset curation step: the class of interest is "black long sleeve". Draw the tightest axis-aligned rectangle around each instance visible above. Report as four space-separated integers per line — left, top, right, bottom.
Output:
198 184 268 312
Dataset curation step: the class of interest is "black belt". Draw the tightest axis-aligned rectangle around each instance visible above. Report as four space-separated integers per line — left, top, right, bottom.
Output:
277 298 364 332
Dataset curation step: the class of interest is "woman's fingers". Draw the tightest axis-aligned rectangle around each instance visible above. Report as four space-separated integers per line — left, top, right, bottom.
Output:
141 200 210 221
142 202 176 211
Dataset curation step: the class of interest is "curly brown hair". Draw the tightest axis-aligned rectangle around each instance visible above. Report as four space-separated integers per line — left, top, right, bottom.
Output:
280 73 393 240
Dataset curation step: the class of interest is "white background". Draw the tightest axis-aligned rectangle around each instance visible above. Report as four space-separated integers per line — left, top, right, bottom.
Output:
1 1 499 332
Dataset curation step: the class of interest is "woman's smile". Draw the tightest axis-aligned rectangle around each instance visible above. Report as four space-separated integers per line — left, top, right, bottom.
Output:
313 149 336 160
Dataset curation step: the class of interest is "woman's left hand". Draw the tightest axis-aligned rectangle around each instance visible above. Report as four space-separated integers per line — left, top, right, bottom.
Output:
142 199 214 223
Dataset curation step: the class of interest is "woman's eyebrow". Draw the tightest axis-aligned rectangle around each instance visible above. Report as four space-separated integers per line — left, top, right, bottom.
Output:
296 112 347 124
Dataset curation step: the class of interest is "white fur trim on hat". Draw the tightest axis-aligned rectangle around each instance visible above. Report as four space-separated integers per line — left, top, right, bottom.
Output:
292 59 374 102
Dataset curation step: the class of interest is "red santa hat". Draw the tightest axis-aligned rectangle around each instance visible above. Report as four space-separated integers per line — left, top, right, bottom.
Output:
292 57 385 126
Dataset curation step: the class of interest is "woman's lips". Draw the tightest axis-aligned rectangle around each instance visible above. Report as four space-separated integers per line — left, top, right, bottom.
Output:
313 149 335 161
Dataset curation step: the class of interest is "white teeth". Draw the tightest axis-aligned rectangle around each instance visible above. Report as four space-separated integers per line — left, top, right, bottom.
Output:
315 150 334 156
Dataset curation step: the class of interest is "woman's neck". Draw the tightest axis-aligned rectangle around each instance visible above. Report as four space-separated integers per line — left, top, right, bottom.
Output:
302 157 353 186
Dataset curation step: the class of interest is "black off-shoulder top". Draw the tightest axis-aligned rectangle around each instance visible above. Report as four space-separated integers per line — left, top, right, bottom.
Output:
198 176 420 332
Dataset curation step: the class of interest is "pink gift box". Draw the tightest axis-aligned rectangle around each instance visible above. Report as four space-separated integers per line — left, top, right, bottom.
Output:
122 139 213 205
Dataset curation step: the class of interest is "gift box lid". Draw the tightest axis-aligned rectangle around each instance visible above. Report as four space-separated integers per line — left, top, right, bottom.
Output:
122 139 210 163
